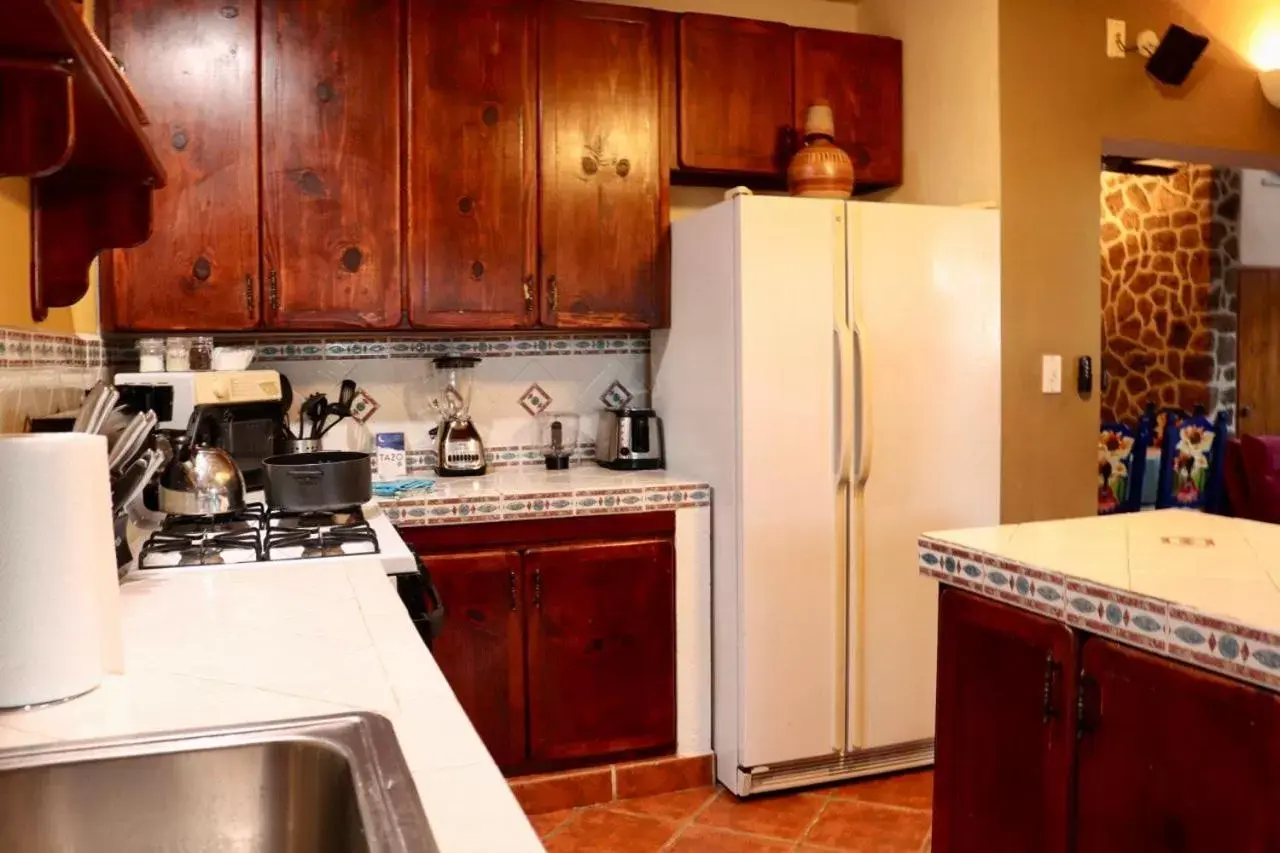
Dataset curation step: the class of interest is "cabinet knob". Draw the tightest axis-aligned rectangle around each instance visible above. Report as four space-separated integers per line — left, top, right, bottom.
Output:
547 276 558 313
852 143 872 169
341 246 363 273
616 158 631 178
458 196 473 214
481 105 499 126
581 156 598 176
171 130 188 151
470 260 485 280
220 5 238 18
1241 404 1253 418
192 257 212 282
316 81 335 103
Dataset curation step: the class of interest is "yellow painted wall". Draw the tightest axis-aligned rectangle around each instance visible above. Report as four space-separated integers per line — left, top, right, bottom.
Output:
0 0 99 336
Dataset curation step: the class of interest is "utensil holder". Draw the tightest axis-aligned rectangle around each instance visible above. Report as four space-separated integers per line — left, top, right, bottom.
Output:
286 438 321 454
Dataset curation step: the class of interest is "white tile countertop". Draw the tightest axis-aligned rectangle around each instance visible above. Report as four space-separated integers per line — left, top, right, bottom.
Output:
920 510 1280 693
0 559 541 852
379 466 711 527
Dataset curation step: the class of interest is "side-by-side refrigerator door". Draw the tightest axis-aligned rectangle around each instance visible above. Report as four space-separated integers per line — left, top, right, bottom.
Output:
735 196 849 769
845 202 1002 752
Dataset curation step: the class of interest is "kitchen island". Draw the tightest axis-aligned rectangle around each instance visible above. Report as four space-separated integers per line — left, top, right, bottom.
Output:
0 557 541 852
920 510 1280 853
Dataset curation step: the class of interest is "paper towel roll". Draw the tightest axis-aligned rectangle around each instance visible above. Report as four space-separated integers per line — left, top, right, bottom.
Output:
0 434 117 707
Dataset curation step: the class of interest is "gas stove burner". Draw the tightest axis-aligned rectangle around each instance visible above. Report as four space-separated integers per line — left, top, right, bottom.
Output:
139 523 265 569
161 504 267 537
267 507 363 530
264 510 380 562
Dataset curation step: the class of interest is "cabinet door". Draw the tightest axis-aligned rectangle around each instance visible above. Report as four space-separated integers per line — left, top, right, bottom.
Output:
526 539 675 761
422 551 526 769
407 0 536 329
794 30 902 188
677 14 792 174
106 0 258 331
261 0 401 329
1077 637 1280 852
538 0 669 329
933 589 1076 853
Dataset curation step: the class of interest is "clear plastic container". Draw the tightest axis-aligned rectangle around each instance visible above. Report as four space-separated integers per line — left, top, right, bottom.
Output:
136 338 165 373
190 336 214 371
164 337 192 371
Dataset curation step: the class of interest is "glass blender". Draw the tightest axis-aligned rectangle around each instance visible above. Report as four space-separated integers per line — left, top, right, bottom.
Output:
429 356 486 476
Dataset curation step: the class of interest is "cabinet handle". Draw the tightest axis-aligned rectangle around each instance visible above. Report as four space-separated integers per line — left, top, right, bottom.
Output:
546 276 558 314
522 275 534 315
268 270 279 311
509 570 518 611
533 568 542 609
1042 653 1061 722
1076 672 1101 739
244 275 254 313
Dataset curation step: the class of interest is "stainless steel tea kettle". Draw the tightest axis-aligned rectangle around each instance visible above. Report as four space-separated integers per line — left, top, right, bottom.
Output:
159 408 246 515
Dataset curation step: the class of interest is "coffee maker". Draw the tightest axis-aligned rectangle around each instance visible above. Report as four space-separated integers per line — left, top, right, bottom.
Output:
429 356 486 477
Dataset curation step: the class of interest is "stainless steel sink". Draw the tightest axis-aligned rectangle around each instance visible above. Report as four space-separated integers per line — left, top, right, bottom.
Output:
0 712 437 852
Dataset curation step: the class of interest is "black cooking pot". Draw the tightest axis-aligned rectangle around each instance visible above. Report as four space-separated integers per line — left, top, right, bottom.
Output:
263 451 372 511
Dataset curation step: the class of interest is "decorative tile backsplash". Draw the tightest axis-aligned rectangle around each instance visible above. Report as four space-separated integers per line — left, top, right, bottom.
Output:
105 333 650 465
0 327 105 433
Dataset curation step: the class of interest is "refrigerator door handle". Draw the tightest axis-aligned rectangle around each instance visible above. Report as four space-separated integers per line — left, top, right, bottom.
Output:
835 322 854 485
853 319 874 487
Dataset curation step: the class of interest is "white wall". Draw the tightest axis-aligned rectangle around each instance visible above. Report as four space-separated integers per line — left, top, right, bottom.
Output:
1240 169 1280 267
856 0 1001 207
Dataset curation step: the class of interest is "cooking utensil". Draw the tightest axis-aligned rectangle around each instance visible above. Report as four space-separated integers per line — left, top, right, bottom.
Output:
279 374 294 439
317 379 358 438
158 411 247 515
307 394 329 440
108 410 156 474
263 450 372 512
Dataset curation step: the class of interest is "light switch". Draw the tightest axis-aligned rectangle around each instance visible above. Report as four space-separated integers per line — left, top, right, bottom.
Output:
1042 355 1063 394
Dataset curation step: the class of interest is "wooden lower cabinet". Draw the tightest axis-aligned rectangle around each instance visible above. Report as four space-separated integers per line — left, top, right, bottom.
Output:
936 588 1280 853
1077 637 1280 852
526 539 675 761
404 513 676 773
419 550 526 768
934 588 1076 853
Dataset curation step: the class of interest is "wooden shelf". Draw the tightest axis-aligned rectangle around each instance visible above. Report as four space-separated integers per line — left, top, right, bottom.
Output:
3 0 165 321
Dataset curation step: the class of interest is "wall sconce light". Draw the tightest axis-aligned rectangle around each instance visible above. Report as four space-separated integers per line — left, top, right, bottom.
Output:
1262 69 1280 108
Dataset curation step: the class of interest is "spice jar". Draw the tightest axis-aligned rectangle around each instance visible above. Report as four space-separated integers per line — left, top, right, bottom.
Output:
190 336 214 371
136 338 165 373
165 337 192 371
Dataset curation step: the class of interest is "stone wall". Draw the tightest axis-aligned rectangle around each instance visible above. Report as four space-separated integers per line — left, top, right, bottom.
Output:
1099 165 1241 426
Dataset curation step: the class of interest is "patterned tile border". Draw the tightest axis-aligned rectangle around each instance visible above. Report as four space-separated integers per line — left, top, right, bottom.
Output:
0 328 103 369
407 444 597 472
920 534 1280 694
385 482 710 528
104 333 649 366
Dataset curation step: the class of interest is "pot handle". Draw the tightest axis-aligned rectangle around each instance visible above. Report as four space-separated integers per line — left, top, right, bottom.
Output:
283 467 326 480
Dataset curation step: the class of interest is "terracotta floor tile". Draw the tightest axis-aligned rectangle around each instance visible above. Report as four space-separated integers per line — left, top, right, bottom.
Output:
615 753 714 799
695 789 827 841
510 767 612 815
528 808 577 838
669 824 795 851
609 786 719 823
803 799 931 852
829 770 933 811
543 807 677 852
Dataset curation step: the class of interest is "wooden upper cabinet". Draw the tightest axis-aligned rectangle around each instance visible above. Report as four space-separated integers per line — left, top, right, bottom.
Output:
794 29 902 188
677 14 792 174
1076 638 1280 853
261 0 402 329
538 0 669 329
106 0 259 331
420 550 526 769
408 0 536 330
933 589 1077 853
525 538 675 761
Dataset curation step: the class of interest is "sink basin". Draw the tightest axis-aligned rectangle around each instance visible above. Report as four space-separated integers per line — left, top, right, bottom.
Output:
0 713 437 853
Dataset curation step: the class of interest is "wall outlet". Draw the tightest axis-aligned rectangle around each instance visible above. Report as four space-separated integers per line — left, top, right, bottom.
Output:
1107 19 1127 58
1042 355 1063 394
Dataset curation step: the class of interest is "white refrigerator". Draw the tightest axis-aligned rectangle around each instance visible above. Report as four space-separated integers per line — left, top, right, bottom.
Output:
653 196 1001 795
